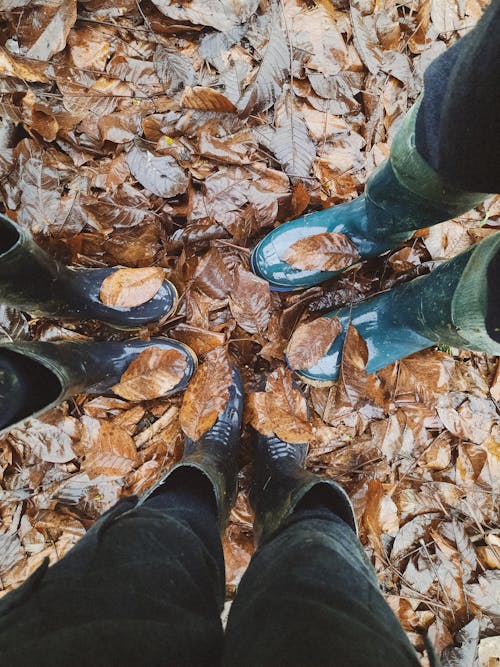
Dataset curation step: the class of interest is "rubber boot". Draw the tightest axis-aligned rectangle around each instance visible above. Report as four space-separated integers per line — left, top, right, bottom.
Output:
251 99 489 291
140 367 244 531
291 232 500 386
0 213 178 328
0 339 197 435
250 430 356 545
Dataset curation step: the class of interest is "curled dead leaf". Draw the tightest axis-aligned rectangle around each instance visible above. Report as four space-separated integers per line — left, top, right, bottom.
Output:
282 232 360 272
181 86 236 112
78 416 137 479
99 267 165 308
179 346 232 440
228 266 271 334
112 347 188 401
287 316 341 370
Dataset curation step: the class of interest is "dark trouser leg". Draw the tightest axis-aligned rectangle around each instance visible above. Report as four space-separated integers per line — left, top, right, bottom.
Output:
416 0 500 192
0 472 224 667
223 509 420 667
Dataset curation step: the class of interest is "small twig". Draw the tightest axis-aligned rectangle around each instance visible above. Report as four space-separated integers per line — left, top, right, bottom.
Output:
134 406 178 448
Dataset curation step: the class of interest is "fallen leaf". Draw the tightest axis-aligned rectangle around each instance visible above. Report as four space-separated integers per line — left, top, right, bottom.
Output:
490 361 500 402
99 267 165 308
126 147 188 198
270 90 316 178
465 571 500 617
112 347 188 401
282 231 360 272
228 266 271 334
287 316 341 370
336 324 387 410
181 86 236 112
171 324 226 357
22 0 77 61
179 346 232 441
78 416 137 479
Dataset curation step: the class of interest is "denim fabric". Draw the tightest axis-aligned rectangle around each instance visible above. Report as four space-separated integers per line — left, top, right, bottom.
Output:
415 0 500 192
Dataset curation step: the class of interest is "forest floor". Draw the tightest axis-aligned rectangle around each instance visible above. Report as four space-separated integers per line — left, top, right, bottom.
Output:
0 0 499 665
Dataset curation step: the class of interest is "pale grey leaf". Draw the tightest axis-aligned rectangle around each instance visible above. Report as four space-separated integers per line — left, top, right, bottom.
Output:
270 92 315 178
126 147 188 199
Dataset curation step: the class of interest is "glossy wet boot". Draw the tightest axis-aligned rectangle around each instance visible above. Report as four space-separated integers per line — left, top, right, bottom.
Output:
0 214 178 328
0 339 197 436
140 367 244 531
251 101 488 291
292 232 500 386
251 430 356 544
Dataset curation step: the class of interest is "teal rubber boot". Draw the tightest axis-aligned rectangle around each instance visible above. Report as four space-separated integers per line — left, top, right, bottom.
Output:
250 429 356 545
291 233 500 385
140 367 244 532
0 213 178 328
0 339 197 435
251 100 488 291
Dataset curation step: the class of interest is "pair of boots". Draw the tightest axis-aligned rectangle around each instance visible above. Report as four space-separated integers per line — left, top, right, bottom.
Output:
0 214 197 434
251 101 500 384
142 367 356 543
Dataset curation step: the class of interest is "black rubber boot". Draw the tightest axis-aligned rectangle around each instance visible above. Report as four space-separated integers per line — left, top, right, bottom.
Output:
250 430 356 545
140 367 244 531
0 339 197 435
0 213 178 328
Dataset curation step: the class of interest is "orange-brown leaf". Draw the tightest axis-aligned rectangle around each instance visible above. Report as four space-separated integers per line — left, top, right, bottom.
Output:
99 267 165 308
282 232 360 271
112 347 188 401
181 86 236 112
228 266 271 334
287 316 341 370
179 346 232 440
79 416 137 479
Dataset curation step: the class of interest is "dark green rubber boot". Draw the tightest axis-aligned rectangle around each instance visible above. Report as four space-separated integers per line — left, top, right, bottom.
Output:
140 367 244 532
251 430 356 545
0 213 178 328
251 100 489 291
291 232 500 385
0 339 197 435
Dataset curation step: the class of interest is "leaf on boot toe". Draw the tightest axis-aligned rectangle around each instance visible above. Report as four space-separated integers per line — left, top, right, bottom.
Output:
282 231 360 272
112 347 188 401
287 316 342 371
99 267 166 308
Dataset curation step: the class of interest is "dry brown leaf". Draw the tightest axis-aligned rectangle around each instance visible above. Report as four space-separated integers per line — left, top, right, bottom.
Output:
287 316 341 371
179 346 232 440
282 232 360 272
79 416 137 479
228 266 271 334
363 479 399 558
99 267 165 308
181 86 236 112
490 361 500 402
112 347 188 401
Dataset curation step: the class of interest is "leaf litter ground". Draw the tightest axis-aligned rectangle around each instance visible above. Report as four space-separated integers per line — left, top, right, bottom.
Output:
0 1 499 664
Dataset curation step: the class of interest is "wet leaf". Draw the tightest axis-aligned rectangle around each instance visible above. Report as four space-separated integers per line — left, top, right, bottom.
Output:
112 347 188 401
21 0 77 61
9 415 80 464
270 91 316 178
170 324 226 357
78 416 137 479
247 367 313 444
282 232 360 272
287 316 341 371
179 346 232 441
99 267 165 308
126 147 188 198
336 324 387 410
228 266 271 334
0 305 30 341
238 13 289 116
181 86 236 112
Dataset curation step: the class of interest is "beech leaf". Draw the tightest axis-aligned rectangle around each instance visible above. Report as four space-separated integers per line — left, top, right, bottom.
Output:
79 416 137 479
228 266 271 334
126 147 188 198
25 0 77 61
282 232 360 272
270 92 316 177
99 267 165 308
181 86 236 112
287 316 341 371
112 347 188 401
179 346 232 441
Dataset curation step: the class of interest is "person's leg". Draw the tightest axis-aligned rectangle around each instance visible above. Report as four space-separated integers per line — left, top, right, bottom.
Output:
0 472 225 667
416 0 500 192
223 430 420 667
0 366 245 667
